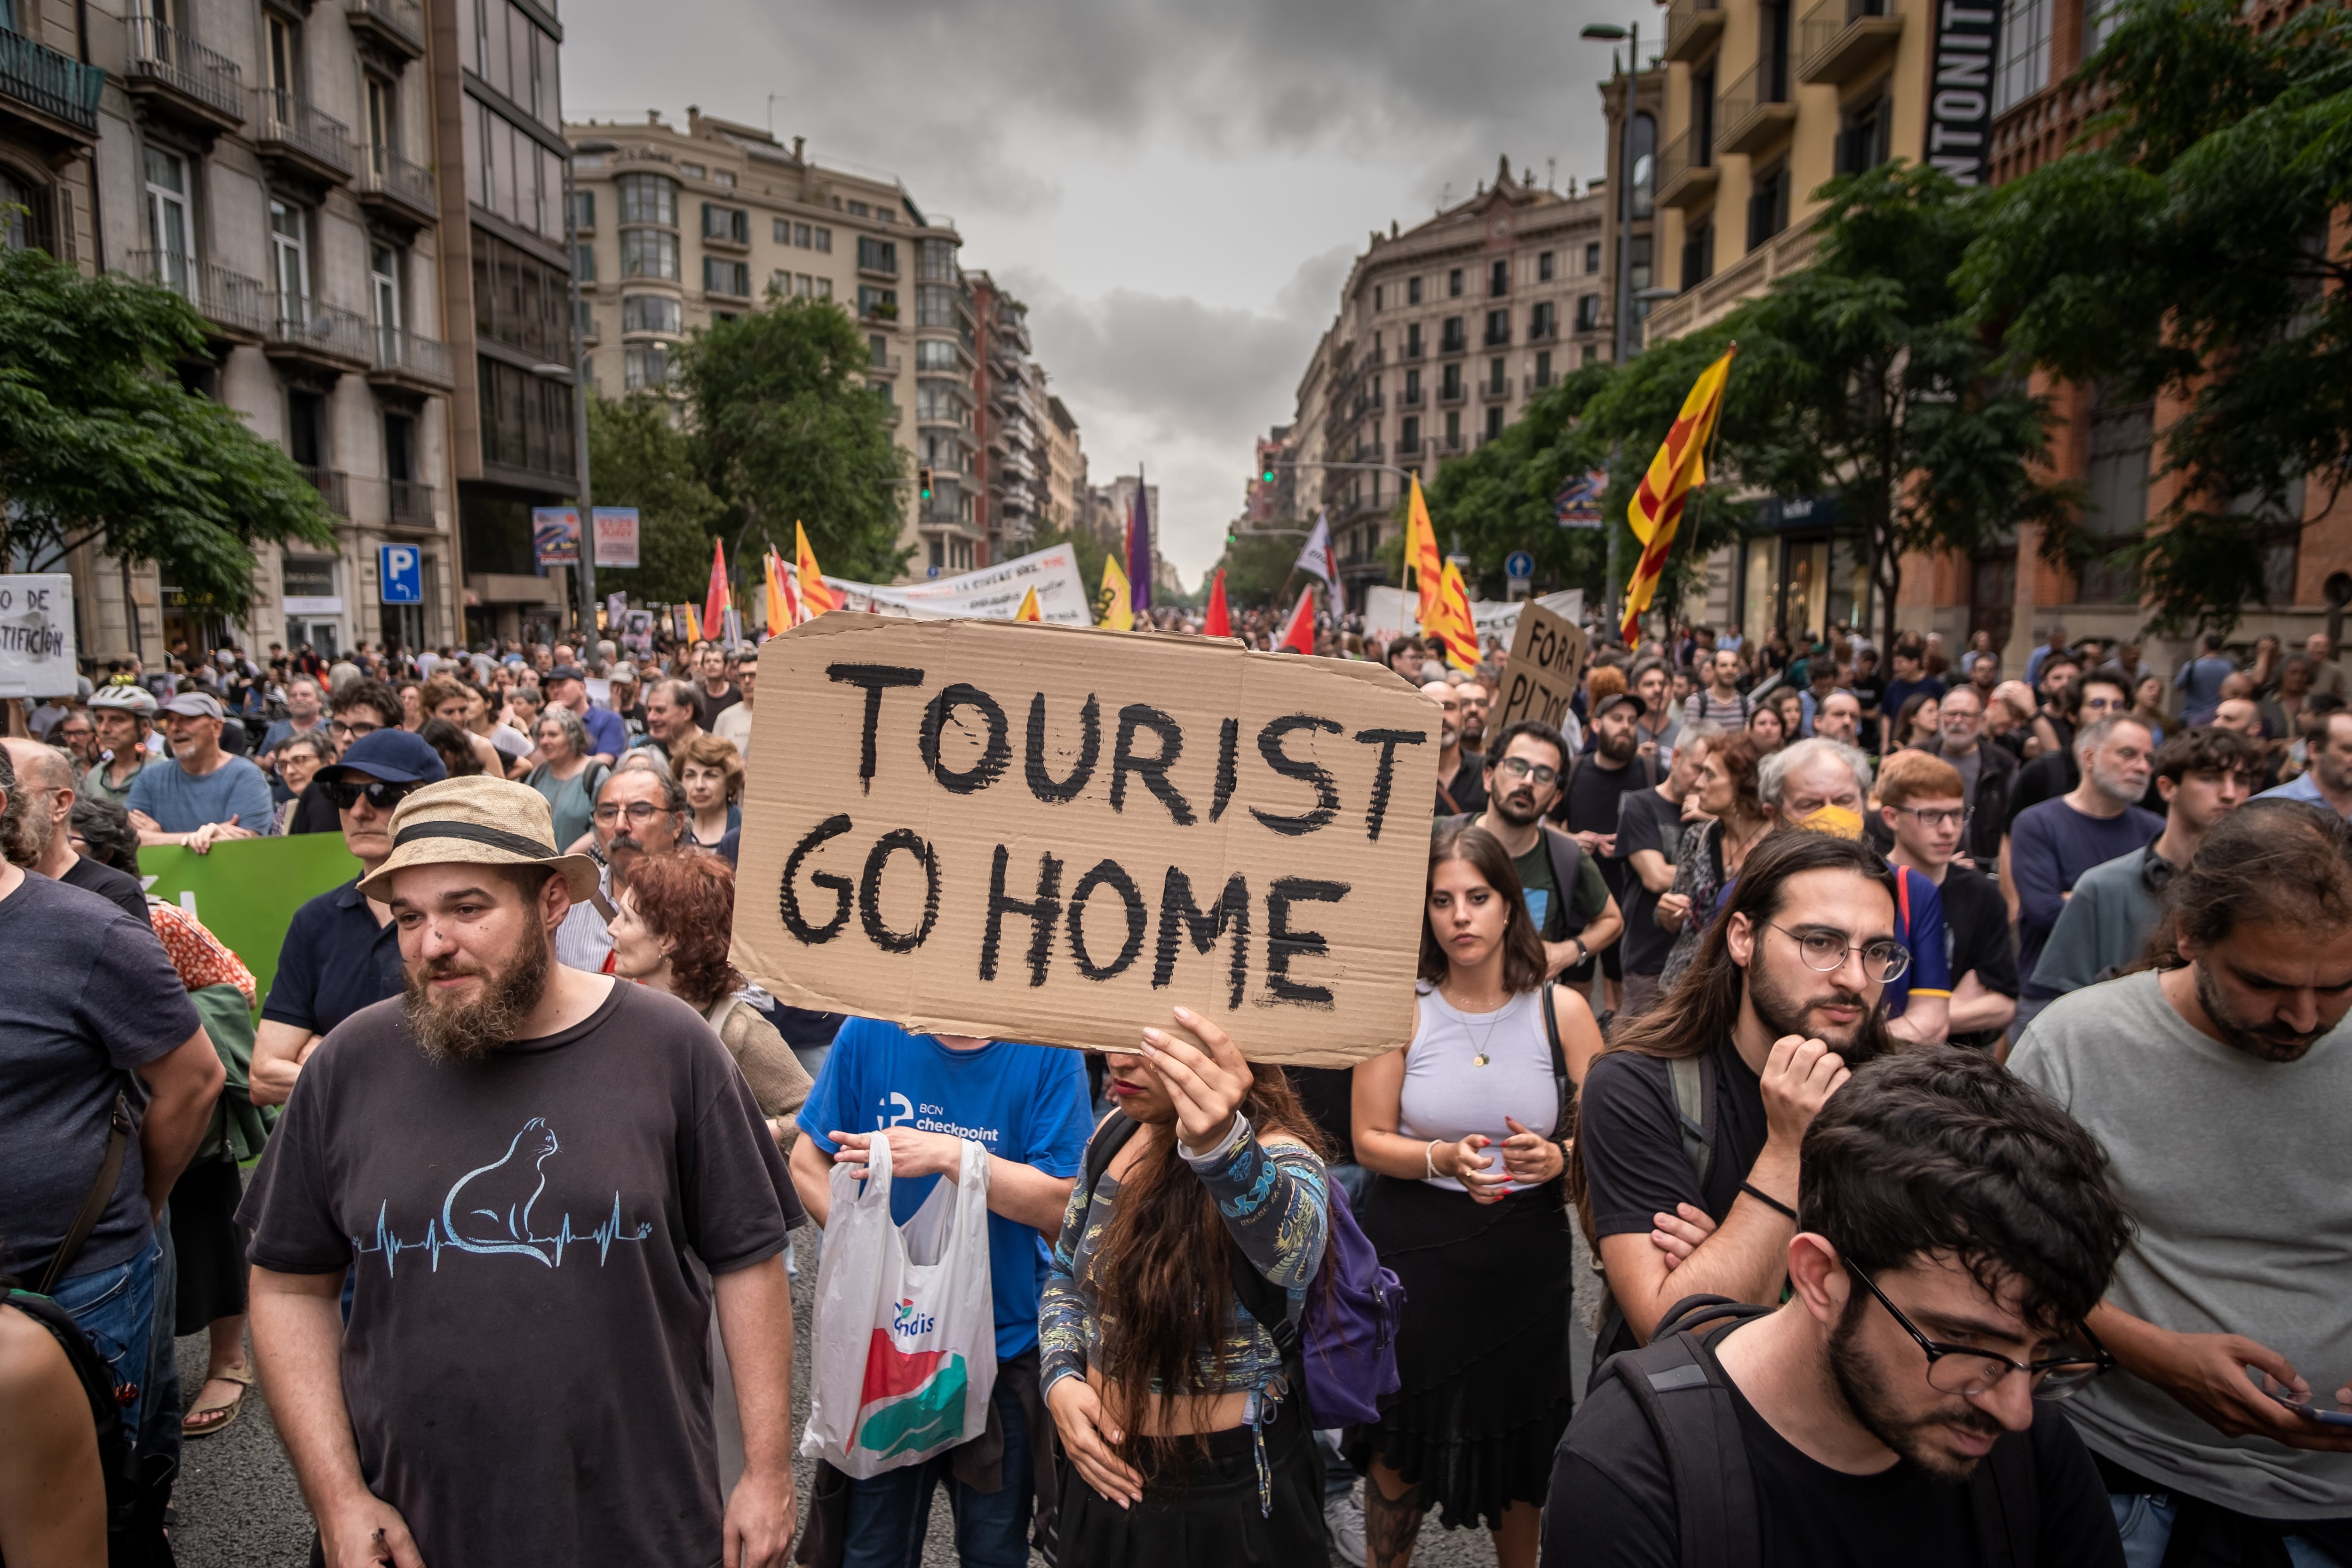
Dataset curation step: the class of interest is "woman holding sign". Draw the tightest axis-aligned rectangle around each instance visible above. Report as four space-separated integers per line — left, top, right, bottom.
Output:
1344 824 1599 1568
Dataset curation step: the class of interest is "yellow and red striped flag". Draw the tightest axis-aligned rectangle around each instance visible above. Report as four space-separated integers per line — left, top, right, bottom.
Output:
1622 344 1736 648
795 522 844 617
1012 585 1042 622
700 537 730 641
1428 560 1481 673
763 549 792 637
1403 475 1447 629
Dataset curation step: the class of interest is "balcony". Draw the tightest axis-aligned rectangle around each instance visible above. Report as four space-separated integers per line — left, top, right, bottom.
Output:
1484 324 1511 348
1438 333 1467 356
1438 383 1467 405
1399 341 1426 362
1441 431 1463 452
1798 0 1902 84
1665 0 1725 62
252 87 353 184
1400 387 1424 407
1526 318 1560 343
124 251 270 338
345 0 424 62
121 19 243 134
300 465 350 517
1523 372 1557 394
263 295 372 372
0 24 105 145
1656 128 1719 210
1482 380 1510 401
387 478 437 527
368 325 453 393
867 352 903 374
1717 62 1798 157
356 143 436 227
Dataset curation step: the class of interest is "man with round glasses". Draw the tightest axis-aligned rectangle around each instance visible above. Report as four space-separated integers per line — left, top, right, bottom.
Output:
553 758 691 973
1444 717 1621 982
251 731 448 1107
1550 1049 2133 1566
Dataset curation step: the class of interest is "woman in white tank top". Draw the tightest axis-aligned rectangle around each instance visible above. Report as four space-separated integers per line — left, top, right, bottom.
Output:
1341 821 1604 1568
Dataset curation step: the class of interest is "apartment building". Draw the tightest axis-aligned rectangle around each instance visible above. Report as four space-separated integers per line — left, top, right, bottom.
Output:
1282 161 1612 610
1598 66 1667 356
566 109 973 578
969 270 1046 567
1041 392 1087 534
5 0 460 657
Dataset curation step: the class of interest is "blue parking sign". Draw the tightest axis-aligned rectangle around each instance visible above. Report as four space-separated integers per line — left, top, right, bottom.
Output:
379 544 423 604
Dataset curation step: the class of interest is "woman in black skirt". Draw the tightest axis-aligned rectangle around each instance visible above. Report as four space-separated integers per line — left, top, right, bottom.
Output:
1347 824 1599 1567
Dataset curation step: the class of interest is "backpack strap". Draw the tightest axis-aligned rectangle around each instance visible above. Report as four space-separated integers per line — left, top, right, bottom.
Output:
1072 1109 1144 1248
1667 1054 1714 1187
1541 981 1572 1141
1543 825 1588 938
35 1092 134 1297
1603 1295 1769 1568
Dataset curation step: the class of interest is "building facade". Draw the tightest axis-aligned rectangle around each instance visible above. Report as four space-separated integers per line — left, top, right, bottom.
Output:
566 109 973 581
969 270 1046 567
1277 161 1613 610
1040 392 1087 534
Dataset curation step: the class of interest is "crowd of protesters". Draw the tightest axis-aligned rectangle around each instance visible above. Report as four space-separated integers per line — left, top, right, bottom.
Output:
1 605 2347 1568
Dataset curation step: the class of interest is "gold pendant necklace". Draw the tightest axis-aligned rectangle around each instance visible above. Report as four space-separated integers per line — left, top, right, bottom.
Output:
1446 986 1508 1066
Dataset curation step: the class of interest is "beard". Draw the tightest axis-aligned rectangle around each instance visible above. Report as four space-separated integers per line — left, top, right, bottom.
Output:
402 919 550 1063
1748 949 1879 1057
1598 727 1639 764
1827 1292 2006 1481
2089 758 2147 807
1489 783 1546 827
2194 962 2325 1062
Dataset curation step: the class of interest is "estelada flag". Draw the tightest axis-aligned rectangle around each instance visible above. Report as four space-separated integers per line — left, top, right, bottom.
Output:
701 538 729 642
685 602 701 642
1429 561 1481 673
1097 554 1134 630
764 549 792 637
1012 585 1042 622
1622 344 1736 646
1403 476 1446 628
1203 569 1231 638
1278 586 1316 654
795 522 845 617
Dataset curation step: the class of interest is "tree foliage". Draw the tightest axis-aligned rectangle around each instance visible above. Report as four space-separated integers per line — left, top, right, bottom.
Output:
1207 528 1307 609
0 245 336 618
1957 0 2352 633
675 294 912 586
585 394 726 605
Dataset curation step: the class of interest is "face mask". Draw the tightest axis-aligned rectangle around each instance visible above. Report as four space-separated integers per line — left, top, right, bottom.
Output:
1793 803 1866 840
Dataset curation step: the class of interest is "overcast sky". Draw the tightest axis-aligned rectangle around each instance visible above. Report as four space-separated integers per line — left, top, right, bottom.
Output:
565 0 1633 585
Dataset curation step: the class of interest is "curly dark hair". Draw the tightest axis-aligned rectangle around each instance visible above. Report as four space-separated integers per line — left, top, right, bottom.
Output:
618 851 744 1009
69 795 143 875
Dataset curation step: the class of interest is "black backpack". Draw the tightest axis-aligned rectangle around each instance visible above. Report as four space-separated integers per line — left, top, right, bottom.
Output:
5 1288 174 1566
1597 1294 2039 1568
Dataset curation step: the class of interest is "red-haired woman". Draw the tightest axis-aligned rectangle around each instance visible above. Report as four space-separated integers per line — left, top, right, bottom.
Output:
1343 824 1600 1568
606 852 810 1141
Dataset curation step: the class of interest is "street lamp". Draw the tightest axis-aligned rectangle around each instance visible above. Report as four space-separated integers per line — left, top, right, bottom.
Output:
529 356 596 644
1581 19 1651 628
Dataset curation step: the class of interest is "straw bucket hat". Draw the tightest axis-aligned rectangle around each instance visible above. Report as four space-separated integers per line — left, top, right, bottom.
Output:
356 775 602 905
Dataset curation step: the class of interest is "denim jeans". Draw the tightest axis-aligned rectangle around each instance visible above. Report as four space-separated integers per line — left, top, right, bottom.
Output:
53 1227 183 1500
842 1368 1031 1568
2111 1491 2347 1568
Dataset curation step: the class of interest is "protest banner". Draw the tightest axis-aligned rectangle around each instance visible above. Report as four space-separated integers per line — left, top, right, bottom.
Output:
0 574 76 698
1365 585 1582 651
1494 599 1589 731
138 833 363 1010
592 507 641 568
817 542 1096 626
732 616 1440 1065
532 507 580 570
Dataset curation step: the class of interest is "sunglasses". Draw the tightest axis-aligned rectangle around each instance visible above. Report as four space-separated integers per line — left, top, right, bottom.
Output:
329 779 423 811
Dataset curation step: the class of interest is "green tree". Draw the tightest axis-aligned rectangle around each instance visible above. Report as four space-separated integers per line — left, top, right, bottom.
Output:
1956 0 2352 633
585 393 725 605
1206 528 1307 609
676 295 911 584
0 245 335 619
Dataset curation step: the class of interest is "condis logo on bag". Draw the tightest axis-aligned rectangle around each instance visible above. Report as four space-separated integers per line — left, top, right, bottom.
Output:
890 1298 937 1339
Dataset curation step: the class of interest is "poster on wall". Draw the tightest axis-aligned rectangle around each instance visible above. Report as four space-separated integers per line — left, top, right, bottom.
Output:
532 507 580 572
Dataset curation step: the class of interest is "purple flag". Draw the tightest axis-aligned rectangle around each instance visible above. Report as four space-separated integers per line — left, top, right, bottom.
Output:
1128 474 1152 613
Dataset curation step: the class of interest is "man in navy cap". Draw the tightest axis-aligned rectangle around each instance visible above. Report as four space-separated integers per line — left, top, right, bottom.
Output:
545 664 625 765
127 690 275 852
250 730 447 1108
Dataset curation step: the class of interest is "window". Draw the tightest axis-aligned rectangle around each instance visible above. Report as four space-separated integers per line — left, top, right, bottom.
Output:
1489 259 1510 297
1585 240 1602 273
1405 322 1423 357
1682 218 1714 288
1583 344 1599 364
1445 409 1462 445
915 339 959 371
622 293 681 333
919 237 958 281
1485 308 1510 347
915 284 958 328
861 285 899 319
1995 0 2051 114
847 199 868 216
1839 94 1893 175
714 169 736 188
616 173 677 226
268 198 309 311
1486 406 1504 441
473 230 572 358
1441 362 1462 397
1487 357 1506 396
1374 285 1383 310
1447 268 1463 297
1534 349 1553 389
477 355 575 477
1400 415 1420 452
1407 276 1422 305
570 189 595 229
619 229 679 278
574 242 596 281
0 168 45 253
1530 300 1556 339
917 380 964 420
814 277 832 299
365 75 395 164
370 241 401 336
1538 251 1554 282
623 343 671 390
1631 112 1656 218
1747 160 1790 249
1575 294 1601 332
701 203 748 243
265 11 298 95
143 147 191 291
868 333 889 366
857 236 898 274
1440 316 1465 354
1630 234 1653 291
680 162 705 180
773 218 789 244
812 227 831 253
703 257 750 296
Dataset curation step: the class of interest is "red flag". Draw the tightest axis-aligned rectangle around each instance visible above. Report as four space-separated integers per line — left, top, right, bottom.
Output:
1278 586 1315 654
1204 569 1231 638
701 538 729 642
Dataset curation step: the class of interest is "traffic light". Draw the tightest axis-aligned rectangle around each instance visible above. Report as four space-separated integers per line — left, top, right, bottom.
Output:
1261 464 1277 484
919 467 934 501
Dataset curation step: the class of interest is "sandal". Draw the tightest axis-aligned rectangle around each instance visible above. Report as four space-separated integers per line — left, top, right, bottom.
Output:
183 1366 256 1439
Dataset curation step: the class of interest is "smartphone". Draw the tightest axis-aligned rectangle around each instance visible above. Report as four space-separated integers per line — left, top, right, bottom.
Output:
2265 1390 2352 1428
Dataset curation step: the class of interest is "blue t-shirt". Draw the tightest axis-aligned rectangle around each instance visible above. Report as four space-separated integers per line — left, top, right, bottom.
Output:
125 753 276 835
1882 863 1952 1017
580 704 628 760
798 1019 1093 1358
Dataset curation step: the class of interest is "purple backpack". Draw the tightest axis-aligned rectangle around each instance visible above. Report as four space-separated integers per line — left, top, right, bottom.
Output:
1078 1113 1404 1429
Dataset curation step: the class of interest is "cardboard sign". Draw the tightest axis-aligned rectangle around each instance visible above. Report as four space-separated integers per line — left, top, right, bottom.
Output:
1495 600 1589 731
0 574 75 698
731 616 1440 1065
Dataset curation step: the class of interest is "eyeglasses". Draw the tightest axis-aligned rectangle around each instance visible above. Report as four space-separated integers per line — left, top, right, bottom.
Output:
1767 923 1912 983
1494 756 1560 787
2080 695 2124 713
592 800 676 824
329 779 422 811
1896 805 1971 831
1850 1266 2114 1401
330 719 383 739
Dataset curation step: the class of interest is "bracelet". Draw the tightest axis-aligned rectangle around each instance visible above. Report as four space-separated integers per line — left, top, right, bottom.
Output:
1740 1180 1798 1221
1425 1139 1442 1180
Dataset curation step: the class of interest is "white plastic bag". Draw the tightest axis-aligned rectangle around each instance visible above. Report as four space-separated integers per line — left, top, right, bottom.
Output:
799 1133 997 1478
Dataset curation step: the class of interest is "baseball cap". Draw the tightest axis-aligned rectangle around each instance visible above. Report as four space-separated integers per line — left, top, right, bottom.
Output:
609 662 639 681
547 665 586 684
1592 691 1645 721
317 729 451 787
159 691 225 720
91 685 159 716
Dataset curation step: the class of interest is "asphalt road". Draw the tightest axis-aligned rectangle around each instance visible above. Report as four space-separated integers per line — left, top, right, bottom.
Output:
170 1222 1595 1568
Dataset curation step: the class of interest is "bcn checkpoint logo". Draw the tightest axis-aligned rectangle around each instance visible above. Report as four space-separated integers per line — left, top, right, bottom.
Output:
891 1298 937 1339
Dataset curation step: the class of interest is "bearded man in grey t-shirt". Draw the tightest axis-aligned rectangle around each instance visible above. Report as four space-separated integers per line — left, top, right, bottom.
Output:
2010 799 2352 1563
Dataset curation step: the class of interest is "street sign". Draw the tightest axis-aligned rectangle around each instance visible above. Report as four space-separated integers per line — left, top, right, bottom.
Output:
378 545 423 604
1504 550 1534 581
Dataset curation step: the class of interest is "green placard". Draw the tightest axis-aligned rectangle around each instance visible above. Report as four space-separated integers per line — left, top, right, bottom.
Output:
138 833 365 1011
